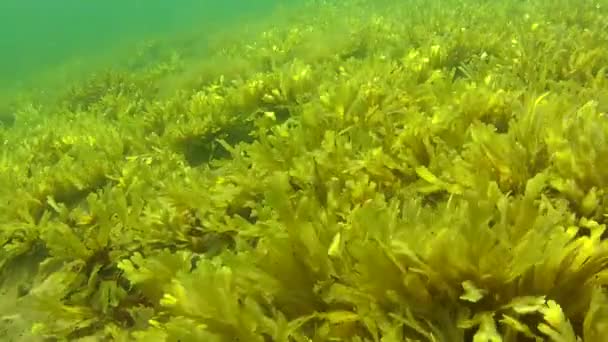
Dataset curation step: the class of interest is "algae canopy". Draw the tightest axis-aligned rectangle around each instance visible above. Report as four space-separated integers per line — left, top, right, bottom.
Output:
1 0 608 340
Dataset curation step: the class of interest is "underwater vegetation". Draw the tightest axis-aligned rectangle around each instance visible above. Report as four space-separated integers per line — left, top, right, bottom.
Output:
2 0 608 340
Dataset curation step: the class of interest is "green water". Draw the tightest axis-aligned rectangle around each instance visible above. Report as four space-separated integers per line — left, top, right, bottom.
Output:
0 0 284 91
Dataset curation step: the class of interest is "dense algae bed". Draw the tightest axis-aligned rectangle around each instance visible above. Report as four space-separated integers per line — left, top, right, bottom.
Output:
2 0 608 340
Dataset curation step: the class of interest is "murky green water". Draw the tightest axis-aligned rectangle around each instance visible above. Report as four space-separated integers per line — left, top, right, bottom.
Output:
0 0 285 91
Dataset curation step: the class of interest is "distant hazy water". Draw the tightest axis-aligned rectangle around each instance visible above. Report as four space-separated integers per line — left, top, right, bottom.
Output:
0 0 285 91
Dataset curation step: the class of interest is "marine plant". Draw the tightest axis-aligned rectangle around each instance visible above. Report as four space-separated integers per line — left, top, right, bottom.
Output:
1 0 608 341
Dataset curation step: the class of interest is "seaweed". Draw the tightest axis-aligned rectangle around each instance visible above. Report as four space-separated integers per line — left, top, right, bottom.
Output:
1 0 608 341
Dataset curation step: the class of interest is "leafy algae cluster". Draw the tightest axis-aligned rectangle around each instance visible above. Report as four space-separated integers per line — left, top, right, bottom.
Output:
2 0 608 341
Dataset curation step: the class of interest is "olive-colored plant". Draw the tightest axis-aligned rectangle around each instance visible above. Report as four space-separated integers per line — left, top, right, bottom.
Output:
1 0 608 341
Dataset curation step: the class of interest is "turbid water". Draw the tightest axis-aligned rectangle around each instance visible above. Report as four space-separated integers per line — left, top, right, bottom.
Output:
0 0 286 92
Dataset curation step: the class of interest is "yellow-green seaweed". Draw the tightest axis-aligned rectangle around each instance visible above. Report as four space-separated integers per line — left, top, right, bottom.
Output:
1 0 608 341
